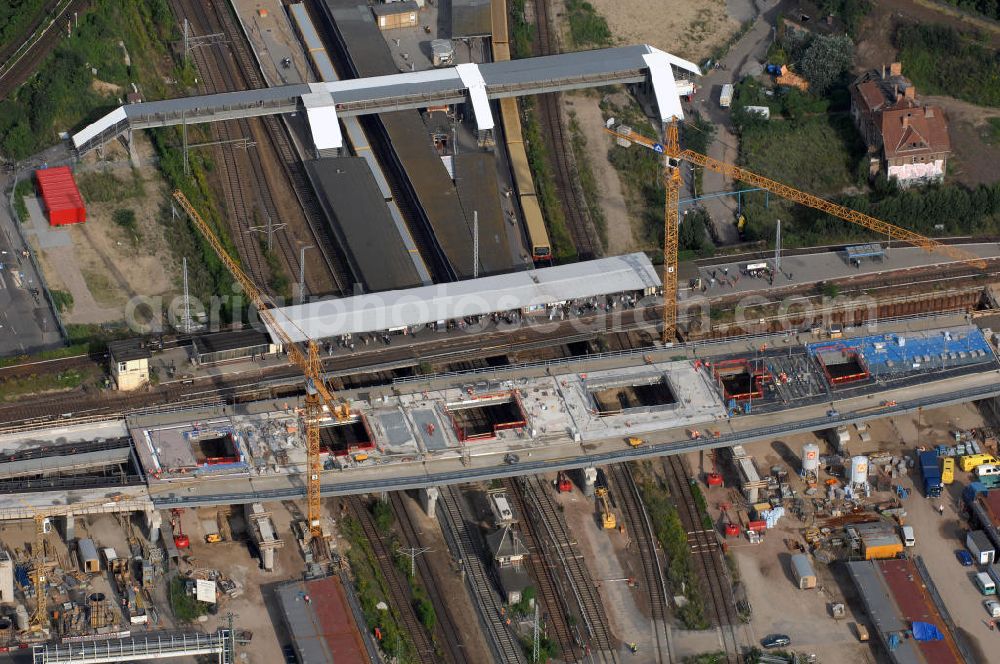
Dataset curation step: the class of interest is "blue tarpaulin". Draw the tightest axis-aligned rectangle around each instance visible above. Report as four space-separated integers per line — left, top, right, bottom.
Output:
912 622 944 642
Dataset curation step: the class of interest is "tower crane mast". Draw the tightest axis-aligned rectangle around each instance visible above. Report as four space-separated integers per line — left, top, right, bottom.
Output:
604 123 987 342
172 190 347 545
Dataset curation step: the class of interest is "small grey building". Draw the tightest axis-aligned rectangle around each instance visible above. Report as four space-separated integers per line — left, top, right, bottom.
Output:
968 530 996 565
791 553 817 589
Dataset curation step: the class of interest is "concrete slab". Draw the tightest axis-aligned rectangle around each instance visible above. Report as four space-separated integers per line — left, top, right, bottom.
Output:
22 195 72 249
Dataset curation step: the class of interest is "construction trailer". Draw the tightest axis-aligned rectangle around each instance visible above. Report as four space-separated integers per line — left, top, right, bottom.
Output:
78 538 100 573
35 166 86 226
968 530 996 565
791 553 817 589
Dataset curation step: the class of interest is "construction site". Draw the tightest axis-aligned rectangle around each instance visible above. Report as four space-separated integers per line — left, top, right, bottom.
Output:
3 0 1000 662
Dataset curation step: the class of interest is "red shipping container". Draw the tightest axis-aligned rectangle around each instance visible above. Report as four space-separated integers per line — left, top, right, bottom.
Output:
35 166 86 226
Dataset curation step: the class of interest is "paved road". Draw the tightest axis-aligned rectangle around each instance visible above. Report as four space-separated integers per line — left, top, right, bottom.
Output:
0 173 62 356
687 0 781 244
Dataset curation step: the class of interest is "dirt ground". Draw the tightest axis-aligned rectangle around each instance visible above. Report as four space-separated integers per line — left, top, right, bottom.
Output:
31 135 181 326
583 0 743 63
921 95 1000 187
563 94 634 254
703 400 994 661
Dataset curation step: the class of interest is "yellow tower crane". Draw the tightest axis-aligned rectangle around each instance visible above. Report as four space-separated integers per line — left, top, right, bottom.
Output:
172 190 349 547
604 122 987 343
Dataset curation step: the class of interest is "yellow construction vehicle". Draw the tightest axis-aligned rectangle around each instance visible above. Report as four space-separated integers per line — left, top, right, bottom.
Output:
205 533 223 544
627 437 644 448
173 191 351 549
596 487 617 529
603 123 986 343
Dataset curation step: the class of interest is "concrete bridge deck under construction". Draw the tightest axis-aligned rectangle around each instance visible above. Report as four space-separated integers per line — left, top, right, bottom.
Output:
2 315 998 518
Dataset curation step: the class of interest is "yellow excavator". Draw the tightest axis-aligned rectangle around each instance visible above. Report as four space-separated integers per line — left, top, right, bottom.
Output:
596 487 617 529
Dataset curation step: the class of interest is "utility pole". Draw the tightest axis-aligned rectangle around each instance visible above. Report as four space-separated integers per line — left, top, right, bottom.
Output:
532 601 540 663
774 218 781 277
473 211 479 279
181 257 193 333
396 545 430 577
299 245 314 304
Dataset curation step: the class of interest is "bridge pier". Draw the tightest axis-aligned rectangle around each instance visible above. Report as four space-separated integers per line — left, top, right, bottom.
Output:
64 513 74 541
420 487 439 519
145 509 162 543
582 467 598 497
116 129 141 168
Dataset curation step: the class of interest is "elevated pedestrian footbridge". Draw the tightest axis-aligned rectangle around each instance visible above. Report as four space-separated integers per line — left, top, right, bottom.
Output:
71 45 698 155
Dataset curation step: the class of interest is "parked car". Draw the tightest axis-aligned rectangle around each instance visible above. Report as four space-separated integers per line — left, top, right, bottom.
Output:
761 634 791 649
956 549 975 566
504 453 520 465
985 600 1000 618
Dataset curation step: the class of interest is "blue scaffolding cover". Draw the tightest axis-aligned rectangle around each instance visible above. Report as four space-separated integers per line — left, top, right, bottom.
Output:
911 621 944 642
846 243 885 261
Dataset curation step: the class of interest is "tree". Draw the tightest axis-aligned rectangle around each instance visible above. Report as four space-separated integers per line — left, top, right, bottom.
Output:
800 34 854 95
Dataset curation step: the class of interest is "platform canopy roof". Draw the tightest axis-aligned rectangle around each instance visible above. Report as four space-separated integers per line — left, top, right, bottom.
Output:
264 253 661 342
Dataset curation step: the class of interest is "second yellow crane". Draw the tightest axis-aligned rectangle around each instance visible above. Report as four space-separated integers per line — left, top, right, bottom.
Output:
173 191 349 546
604 121 987 343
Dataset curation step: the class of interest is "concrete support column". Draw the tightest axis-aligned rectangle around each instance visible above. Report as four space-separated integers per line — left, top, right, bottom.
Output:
145 509 162 543
63 513 74 541
261 548 275 571
582 467 598 497
420 487 440 519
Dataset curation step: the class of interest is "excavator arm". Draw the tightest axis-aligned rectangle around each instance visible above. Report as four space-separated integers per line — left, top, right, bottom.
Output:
677 149 987 269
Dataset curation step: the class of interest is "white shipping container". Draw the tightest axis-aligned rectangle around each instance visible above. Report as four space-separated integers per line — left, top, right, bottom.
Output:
720 84 733 108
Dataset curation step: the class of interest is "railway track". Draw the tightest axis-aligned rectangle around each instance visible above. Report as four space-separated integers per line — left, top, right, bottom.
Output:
345 495 438 664
501 479 580 662
389 492 470 664
530 0 600 259
0 0 89 101
173 0 271 287
436 485 527 664
662 455 742 662
517 475 618 660
605 464 671 662
208 0 351 294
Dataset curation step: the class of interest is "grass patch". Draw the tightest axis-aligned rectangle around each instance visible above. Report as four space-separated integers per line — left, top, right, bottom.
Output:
77 170 145 202
0 343 89 368
637 471 709 630
895 24 1000 107
0 0 48 53
509 0 534 58
0 367 92 402
81 268 125 308
12 178 33 222
984 117 1000 145
683 653 728 664
0 0 178 159
521 98 578 262
568 113 606 248
340 514 417 662
737 113 864 196
565 0 611 47
168 577 209 623
260 239 291 300
50 289 74 314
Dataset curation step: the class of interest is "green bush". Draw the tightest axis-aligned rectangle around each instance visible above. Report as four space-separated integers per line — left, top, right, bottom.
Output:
0 0 47 51
938 0 1000 19
113 208 138 235
565 0 611 47
50 290 74 314
169 577 208 622
895 24 1000 107
12 178 33 221
371 499 395 534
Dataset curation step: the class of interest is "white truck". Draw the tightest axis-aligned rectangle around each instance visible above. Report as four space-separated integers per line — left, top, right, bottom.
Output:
720 83 734 108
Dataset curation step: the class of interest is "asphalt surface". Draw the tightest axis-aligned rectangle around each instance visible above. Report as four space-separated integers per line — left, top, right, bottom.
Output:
0 172 62 356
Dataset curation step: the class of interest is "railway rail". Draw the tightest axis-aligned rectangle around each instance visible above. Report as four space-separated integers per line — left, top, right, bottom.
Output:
662 455 742 662
210 0 351 294
0 0 89 101
530 0 600 259
517 475 618 661
345 495 439 664
436 485 527 664
389 492 470 664
605 464 671 661
501 479 580 662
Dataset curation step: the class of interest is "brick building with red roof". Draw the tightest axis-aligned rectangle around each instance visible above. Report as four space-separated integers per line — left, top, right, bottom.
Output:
849 62 950 187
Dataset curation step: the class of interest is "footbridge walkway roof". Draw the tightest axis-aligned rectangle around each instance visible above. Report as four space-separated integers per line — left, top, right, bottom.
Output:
72 45 698 154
